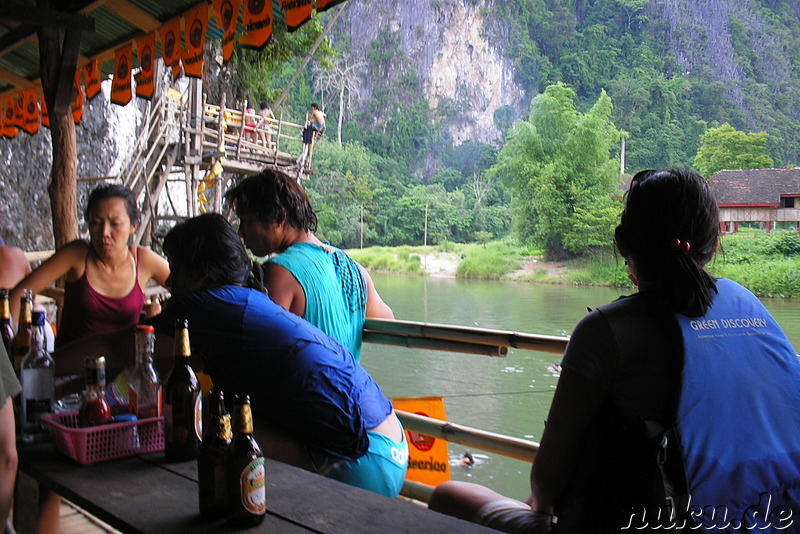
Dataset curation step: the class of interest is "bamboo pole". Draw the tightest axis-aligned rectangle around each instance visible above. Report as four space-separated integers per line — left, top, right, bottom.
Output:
364 319 569 355
396 410 539 463
362 332 507 357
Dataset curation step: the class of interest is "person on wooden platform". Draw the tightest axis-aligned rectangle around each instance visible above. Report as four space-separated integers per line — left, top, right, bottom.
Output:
11 184 170 348
429 169 800 533
257 100 275 149
225 169 393 363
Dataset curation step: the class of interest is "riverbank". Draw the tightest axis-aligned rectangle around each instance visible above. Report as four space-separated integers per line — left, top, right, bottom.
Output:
349 231 800 298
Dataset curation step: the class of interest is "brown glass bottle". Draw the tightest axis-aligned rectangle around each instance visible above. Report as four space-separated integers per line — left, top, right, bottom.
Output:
164 319 200 462
0 289 14 357
10 289 33 374
225 395 266 526
79 356 113 428
198 390 231 519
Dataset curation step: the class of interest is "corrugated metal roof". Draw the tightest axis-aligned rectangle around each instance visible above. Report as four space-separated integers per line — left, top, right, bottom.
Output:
0 0 325 97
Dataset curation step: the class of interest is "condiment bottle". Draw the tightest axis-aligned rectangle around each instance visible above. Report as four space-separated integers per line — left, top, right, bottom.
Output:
79 356 113 428
198 390 231 519
164 319 201 462
226 395 266 526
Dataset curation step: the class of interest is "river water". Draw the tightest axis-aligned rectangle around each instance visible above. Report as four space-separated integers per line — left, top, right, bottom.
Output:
362 274 800 500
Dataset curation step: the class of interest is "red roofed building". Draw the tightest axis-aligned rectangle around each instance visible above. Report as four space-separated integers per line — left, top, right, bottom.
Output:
709 168 800 234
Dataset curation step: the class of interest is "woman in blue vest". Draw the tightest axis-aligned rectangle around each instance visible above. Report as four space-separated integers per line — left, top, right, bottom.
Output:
430 169 800 533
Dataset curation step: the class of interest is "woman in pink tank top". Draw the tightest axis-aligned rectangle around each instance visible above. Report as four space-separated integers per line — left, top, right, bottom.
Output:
11 184 170 347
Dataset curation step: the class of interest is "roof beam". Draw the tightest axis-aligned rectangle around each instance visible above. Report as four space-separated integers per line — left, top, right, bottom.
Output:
104 1 161 32
0 66 31 88
0 2 95 31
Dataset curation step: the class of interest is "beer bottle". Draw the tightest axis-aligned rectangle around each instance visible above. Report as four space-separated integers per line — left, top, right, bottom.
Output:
20 311 55 440
226 395 266 526
78 356 113 428
198 390 231 519
164 319 201 462
0 289 14 356
10 288 33 374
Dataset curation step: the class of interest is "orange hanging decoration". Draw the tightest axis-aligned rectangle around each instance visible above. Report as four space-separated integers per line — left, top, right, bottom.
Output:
182 4 208 78
240 0 273 49
111 44 133 106
135 33 156 100
281 0 313 32
213 0 241 62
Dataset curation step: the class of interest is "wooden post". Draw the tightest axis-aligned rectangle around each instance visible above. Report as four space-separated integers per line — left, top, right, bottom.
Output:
38 21 81 248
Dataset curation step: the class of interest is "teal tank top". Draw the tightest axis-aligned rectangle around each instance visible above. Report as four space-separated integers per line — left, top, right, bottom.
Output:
269 242 367 361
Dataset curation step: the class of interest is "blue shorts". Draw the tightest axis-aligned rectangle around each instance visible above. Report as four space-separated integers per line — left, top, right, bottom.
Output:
325 428 409 498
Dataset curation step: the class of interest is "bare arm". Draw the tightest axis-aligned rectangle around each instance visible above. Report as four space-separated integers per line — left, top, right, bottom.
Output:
264 263 306 317
0 397 18 527
10 241 88 324
359 266 394 319
529 367 605 513
136 246 171 289
0 246 32 289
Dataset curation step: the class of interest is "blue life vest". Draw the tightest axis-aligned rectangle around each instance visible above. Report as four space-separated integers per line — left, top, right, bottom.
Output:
674 278 800 532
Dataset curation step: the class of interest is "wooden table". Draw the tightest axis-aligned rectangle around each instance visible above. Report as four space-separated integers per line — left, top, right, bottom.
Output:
17 442 496 534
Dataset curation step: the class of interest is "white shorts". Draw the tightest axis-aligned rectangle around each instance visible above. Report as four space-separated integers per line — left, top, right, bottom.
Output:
474 499 556 534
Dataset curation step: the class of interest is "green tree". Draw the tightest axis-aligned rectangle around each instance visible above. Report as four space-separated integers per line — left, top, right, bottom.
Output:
694 123 775 177
489 83 623 259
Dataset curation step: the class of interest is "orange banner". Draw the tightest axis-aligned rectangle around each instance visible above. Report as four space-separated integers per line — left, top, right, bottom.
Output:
84 58 102 100
21 89 40 135
111 44 133 106
41 96 50 129
392 396 451 487
1 99 17 138
281 0 312 32
71 75 85 124
241 0 273 49
183 4 208 78
135 33 156 100
160 18 182 80
213 0 241 62
12 93 24 128
315 0 346 12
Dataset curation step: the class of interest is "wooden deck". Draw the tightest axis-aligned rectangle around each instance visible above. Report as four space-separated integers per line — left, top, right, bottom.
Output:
58 500 119 534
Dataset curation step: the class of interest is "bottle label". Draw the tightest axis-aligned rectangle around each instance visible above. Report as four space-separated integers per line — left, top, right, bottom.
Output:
239 457 266 514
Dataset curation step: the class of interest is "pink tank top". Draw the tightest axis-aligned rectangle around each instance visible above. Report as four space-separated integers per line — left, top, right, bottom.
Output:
57 247 146 347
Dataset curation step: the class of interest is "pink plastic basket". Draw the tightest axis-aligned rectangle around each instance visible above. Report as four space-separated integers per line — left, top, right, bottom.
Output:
41 411 164 465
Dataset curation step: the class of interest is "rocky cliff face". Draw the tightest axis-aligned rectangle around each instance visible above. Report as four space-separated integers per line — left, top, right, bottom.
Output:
334 0 525 146
0 82 144 252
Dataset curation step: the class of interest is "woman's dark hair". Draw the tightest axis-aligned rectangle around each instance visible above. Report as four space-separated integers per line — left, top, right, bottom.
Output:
614 169 719 317
224 169 318 232
86 184 140 226
260 100 268 109
163 213 252 290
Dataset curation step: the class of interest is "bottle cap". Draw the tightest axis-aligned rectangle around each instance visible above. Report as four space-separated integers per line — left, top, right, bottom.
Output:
136 324 155 333
113 414 138 423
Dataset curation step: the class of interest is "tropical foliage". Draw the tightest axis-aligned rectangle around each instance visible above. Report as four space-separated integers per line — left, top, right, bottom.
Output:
489 83 623 259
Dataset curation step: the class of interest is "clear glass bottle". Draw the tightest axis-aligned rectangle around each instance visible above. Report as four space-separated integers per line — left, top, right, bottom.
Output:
10 288 33 375
198 390 231 519
108 325 162 417
226 395 266 526
79 356 113 428
164 319 201 462
130 324 162 418
20 310 55 440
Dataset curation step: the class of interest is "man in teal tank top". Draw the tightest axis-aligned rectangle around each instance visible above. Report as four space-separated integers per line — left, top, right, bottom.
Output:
225 170 394 361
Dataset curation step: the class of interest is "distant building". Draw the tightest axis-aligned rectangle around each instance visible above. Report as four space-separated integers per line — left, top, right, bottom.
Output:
709 168 800 234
